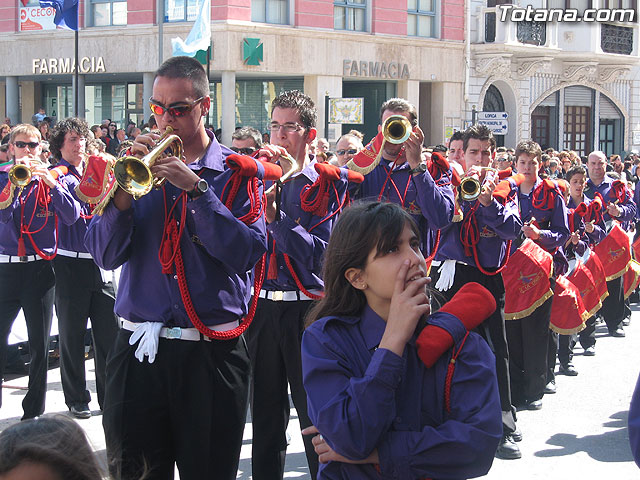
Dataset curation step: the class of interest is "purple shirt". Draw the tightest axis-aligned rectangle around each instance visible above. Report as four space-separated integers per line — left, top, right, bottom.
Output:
263 160 349 291
436 186 522 268
516 178 570 253
57 159 93 253
566 196 606 258
0 172 80 256
302 306 502 480
354 161 454 255
85 132 267 327
585 176 637 223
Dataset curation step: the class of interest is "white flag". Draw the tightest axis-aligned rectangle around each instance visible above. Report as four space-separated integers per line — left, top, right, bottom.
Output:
171 0 211 57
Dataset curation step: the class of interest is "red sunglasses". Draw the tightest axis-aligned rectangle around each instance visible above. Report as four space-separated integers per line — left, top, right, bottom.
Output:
149 96 205 118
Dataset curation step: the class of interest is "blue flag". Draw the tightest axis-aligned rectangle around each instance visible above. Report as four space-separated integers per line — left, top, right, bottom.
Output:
39 0 78 31
171 0 211 57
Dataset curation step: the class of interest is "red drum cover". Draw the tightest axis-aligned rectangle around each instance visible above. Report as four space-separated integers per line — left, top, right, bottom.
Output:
75 155 114 204
550 275 587 334
593 223 631 281
567 261 601 319
632 236 640 261
623 260 640 299
504 239 554 320
583 252 609 303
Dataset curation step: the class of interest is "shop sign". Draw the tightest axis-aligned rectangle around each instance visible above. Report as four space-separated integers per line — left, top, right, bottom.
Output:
343 59 410 79
32 57 106 75
19 6 57 31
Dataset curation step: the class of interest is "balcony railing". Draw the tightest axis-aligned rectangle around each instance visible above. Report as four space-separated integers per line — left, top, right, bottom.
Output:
601 24 633 55
517 21 546 46
478 6 555 47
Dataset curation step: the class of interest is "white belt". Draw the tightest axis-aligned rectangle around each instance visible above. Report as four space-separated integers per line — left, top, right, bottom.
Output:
256 288 321 302
120 319 240 342
0 254 40 263
56 248 93 259
431 259 471 268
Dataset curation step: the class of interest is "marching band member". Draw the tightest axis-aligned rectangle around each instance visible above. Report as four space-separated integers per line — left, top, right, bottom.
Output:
506 140 569 410
301 201 502 479
49 117 119 420
246 90 353 480
585 151 637 337
0 124 80 420
85 56 267 479
349 98 454 257
432 123 523 460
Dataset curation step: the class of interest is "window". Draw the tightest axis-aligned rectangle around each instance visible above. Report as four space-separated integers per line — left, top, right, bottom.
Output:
408 0 436 38
252 0 289 25
165 0 198 22
334 0 366 31
91 0 126 26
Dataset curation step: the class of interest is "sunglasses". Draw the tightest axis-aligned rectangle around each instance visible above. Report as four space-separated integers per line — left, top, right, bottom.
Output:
14 141 40 149
230 146 256 155
336 149 358 156
149 97 205 118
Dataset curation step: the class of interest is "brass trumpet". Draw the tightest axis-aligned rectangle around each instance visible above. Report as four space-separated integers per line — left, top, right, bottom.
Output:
459 167 498 202
382 115 413 145
113 126 183 199
264 150 299 195
9 163 32 188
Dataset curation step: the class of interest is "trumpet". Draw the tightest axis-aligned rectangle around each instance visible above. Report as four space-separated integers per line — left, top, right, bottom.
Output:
9 163 32 188
382 115 413 145
264 150 299 195
459 167 498 202
113 126 183 200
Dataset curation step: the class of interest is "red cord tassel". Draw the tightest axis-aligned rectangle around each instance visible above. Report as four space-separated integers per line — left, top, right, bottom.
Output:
17 237 26 257
160 222 176 274
267 251 278 280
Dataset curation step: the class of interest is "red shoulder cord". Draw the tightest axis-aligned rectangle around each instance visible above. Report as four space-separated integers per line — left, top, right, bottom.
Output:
19 181 59 260
281 181 352 301
459 202 512 276
444 331 470 414
158 168 265 340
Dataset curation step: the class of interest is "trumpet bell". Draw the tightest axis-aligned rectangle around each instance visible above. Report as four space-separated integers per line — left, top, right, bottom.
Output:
9 164 32 188
382 115 412 145
459 176 481 202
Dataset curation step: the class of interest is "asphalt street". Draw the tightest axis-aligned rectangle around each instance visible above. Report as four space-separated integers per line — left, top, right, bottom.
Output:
1 306 639 479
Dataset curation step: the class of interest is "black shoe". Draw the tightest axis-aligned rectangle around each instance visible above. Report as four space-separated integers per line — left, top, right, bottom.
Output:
495 434 522 460
544 380 557 394
610 327 626 338
511 426 523 442
69 403 91 419
559 363 578 376
583 346 596 356
526 399 543 410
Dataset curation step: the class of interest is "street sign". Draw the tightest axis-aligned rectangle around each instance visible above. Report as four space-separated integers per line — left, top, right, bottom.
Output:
477 111 509 135
477 111 508 120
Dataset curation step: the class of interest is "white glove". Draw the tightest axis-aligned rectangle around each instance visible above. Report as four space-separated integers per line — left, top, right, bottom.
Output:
128 322 163 363
434 259 456 292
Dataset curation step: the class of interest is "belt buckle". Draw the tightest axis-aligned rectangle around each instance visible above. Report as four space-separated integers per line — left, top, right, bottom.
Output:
272 291 284 301
166 327 182 339
19 256 27 263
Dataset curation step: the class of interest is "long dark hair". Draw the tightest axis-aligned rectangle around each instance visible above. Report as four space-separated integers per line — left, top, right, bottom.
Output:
305 201 420 327
0 414 106 479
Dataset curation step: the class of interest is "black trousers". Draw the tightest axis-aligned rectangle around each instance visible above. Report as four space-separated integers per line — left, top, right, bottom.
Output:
245 298 319 480
53 255 119 409
0 261 54 419
601 276 624 332
578 315 597 349
103 330 250 480
431 263 517 435
506 293 553 405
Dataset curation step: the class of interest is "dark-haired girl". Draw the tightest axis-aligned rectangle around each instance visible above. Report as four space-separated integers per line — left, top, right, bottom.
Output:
301 201 502 479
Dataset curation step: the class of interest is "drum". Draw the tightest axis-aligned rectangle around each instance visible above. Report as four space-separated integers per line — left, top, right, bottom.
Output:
593 223 631 281
623 260 640 299
550 275 588 335
504 239 554 320
583 251 609 304
567 260 601 319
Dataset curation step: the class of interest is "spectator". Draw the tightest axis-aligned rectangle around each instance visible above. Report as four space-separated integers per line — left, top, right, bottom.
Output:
0 144 9 172
0 124 11 142
333 132 364 167
231 126 262 155
31 107 46 126
106 128 124 157
90 125 102 139
129 127 141 139
262 132 271 145
316 137 330 155
0 414 106 479
37 121 50 142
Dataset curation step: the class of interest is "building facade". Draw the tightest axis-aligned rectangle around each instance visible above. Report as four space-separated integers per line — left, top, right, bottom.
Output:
0 0 466 147
468 0 640 156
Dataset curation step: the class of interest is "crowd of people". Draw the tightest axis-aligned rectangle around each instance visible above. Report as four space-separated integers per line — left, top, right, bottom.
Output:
0 55 640 479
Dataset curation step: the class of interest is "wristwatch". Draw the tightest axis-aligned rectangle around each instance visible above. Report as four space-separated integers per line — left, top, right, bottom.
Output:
410 163 427 175
187 178 209 199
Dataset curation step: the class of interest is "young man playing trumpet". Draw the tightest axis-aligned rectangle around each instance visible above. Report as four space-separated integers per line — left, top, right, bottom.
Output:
0 124 80 420
430 124 523 459
50 117 119 420
86 56 267 479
